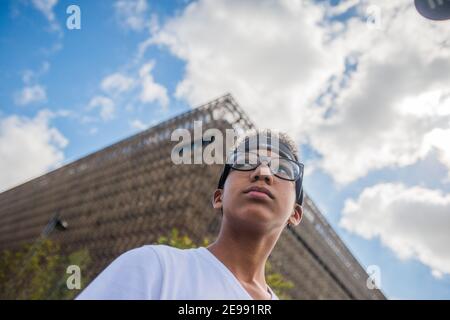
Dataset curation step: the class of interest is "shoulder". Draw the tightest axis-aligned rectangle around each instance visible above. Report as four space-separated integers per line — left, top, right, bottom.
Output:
99 245 159 271
141 244 203 266
106 244 200 274
76 245 180 300
144 244 196 257
119 244 191 260
117 244 161 262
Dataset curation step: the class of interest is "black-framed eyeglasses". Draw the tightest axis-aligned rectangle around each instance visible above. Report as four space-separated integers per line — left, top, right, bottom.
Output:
227 151 304 182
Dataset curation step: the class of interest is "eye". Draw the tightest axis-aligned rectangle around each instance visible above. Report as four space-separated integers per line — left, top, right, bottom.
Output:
232 152 258 170
275 159 294 178
234 153 246 164
279 165 291 175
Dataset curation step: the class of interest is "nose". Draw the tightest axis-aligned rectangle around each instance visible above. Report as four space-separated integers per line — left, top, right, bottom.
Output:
249 163 274 185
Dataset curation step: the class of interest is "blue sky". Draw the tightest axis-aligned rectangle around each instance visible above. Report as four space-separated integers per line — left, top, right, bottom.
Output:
1 0 450 299
0 0 192 162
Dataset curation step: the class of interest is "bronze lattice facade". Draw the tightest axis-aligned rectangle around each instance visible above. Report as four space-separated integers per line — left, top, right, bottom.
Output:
0 94 385 299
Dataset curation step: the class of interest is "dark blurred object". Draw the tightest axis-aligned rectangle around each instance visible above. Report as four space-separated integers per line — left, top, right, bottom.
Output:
415 0 450 20
42 214 68 237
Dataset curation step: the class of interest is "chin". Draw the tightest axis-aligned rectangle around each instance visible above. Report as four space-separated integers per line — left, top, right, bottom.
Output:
233 204 274 222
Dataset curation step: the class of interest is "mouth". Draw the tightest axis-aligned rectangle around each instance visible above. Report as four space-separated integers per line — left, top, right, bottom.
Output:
243 185 274 200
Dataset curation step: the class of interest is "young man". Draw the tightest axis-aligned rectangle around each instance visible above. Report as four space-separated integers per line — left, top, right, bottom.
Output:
76 130 304 300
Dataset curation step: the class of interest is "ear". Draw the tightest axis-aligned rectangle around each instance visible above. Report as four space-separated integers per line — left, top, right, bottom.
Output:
288 203 303 227
212 189 223 210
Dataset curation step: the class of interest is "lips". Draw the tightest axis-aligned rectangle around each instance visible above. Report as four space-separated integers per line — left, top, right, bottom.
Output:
243 185 274 199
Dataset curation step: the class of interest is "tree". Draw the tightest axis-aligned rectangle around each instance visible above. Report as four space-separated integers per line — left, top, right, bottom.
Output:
0 239 90 300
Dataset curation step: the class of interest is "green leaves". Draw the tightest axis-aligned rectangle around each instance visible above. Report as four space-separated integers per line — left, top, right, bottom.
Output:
0 239 91 300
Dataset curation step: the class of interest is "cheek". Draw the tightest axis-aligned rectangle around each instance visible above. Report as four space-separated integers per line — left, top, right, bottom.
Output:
223 172 248 195
277 184 296 210
222 176 243 206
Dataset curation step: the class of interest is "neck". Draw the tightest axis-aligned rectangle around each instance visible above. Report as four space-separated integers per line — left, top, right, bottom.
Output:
206 217 282 287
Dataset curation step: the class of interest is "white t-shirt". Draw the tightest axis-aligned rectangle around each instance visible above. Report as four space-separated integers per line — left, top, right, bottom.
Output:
76 244 279 300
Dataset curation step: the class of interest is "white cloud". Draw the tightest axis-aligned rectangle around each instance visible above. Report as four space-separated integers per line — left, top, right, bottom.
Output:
80 115 98 124
89 127 98 135
88 65 168 125
326 0 360 16
130 119 147 130
14 85 47 106
22 70 35 84
30 0 61 33
0 110 68 192
307 1 450 184
150 0 343 135
22 61 50 84
114 0 149 31
139 61 169 108
31 0 57 21
101 73 135 95
340 183 450 278
148 0 450 185
88 96 115 121
16 62 50 106
424 127 450 181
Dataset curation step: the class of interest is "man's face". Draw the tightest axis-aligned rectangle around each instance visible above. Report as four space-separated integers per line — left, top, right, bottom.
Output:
214 150 302 231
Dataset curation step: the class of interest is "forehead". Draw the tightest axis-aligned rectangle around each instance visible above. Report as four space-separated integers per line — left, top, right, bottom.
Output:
235 136 296 161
